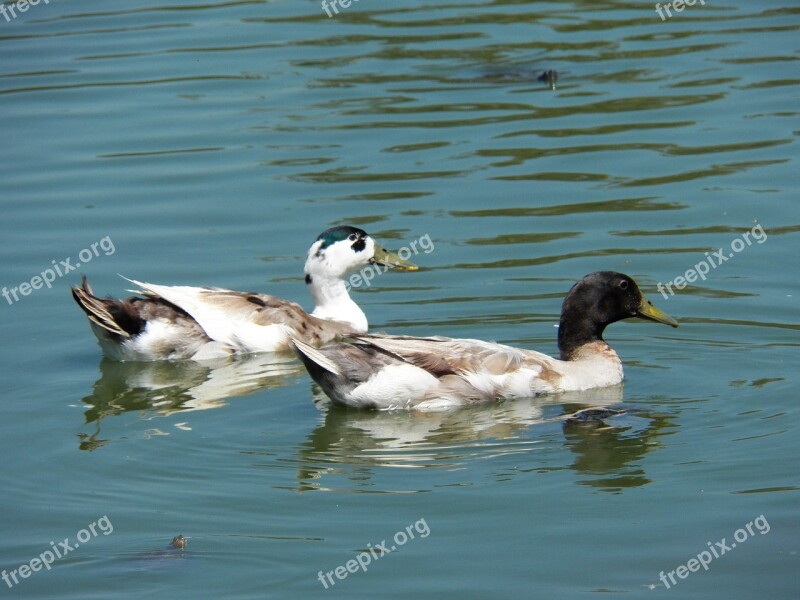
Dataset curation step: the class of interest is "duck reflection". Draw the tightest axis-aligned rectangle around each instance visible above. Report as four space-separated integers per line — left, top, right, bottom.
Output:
77 354 305 451
292 385 671 493
560 401 671 492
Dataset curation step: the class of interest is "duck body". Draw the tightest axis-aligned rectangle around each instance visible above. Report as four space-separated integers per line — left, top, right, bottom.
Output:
293 335 624 410
293 272 678 410
75 279 357 361
72 226 416 361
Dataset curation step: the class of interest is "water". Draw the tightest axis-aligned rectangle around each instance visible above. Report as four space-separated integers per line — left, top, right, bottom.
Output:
1 0 798 597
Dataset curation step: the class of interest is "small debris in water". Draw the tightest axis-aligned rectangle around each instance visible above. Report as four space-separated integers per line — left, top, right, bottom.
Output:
537 69 558 91
170 535 190 550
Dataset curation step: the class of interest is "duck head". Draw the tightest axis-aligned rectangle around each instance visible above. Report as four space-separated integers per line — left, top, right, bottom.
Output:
558 271 678 360
304 226 418 331
305 226 417 281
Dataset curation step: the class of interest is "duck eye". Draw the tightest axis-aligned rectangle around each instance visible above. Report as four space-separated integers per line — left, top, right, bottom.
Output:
618 280 629 290
348 234 358 242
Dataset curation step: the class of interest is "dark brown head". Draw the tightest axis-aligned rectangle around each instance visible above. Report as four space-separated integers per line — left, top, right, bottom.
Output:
557 271 678 360
170 535 190 550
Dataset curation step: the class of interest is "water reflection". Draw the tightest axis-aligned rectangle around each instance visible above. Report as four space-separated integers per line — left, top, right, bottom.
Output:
79 354 671 492
287 385 672 493
559 401 673 492
77 355 305 451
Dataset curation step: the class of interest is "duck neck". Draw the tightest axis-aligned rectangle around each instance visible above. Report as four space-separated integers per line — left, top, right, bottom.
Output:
305 271 368 332
557 306 608 361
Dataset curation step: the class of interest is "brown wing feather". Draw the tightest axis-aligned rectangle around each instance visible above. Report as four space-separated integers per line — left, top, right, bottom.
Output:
186 289 358 347
349 333 559 378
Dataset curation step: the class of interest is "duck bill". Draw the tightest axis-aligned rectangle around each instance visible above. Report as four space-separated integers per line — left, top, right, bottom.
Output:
637 294 679 328
371 246 418 271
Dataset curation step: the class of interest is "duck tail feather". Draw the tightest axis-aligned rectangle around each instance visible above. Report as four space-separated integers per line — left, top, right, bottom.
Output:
71 278 132 339
291 338 341 377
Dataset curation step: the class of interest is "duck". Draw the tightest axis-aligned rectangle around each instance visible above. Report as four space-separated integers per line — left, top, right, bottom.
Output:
292 271 678 410
72 226 417 361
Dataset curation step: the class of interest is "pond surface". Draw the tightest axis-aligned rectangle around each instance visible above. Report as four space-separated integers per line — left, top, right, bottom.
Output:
0 0 798 598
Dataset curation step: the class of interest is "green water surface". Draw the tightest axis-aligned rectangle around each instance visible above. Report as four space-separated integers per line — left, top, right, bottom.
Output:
0 1 798 598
